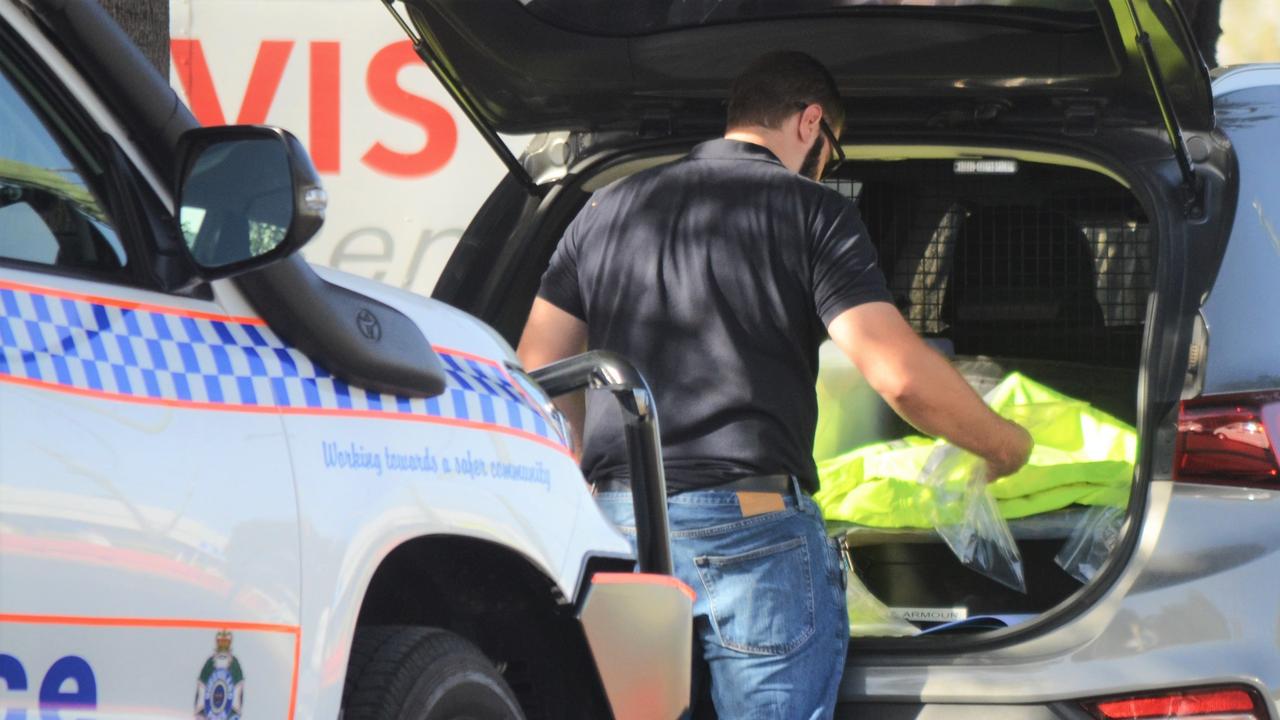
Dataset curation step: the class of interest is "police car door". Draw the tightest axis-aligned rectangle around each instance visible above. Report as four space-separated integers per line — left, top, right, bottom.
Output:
0 9 302 719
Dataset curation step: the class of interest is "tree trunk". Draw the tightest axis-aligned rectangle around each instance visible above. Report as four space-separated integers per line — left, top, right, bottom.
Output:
97 0 169 77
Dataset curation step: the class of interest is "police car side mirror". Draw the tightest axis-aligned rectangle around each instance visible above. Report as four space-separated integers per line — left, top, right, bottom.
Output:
175 125 326 279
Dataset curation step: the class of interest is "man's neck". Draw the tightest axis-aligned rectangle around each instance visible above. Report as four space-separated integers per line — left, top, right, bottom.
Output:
724 129 774 152
723 127 800 174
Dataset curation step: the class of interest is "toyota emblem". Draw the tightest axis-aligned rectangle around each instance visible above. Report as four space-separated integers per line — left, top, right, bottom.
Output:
356 309 382 341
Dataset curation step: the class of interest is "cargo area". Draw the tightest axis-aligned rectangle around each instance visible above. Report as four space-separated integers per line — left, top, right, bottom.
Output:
815 155 1150 637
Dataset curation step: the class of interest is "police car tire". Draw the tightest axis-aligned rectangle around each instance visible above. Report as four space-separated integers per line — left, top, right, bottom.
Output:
342 626 526 720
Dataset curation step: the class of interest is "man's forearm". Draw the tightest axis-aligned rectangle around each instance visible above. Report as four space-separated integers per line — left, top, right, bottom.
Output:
828 302 1031 478
553 391 586 459
517 298 591 461
881 347 1028 473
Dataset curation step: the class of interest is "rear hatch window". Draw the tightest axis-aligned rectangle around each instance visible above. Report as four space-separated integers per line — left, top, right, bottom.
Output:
521 0 1098 36
398 0 1212 136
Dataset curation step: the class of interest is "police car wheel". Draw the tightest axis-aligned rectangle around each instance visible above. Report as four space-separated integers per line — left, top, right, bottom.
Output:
342 626 526 720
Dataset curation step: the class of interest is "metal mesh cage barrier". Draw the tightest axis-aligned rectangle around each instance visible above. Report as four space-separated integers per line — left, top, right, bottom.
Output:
826 160 1152 369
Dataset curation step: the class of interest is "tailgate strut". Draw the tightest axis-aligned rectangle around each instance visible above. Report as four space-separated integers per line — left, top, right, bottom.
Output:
379 0 541 195
1121 0 1202 215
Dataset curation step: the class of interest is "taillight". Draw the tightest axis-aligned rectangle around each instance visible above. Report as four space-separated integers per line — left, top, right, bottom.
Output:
1084 686 1268 719
1175 393 1280 486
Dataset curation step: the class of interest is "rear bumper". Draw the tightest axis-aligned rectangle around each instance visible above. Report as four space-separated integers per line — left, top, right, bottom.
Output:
839 482 1280 712
837 701 1076 719
579 572 694 720
838 694 1270 720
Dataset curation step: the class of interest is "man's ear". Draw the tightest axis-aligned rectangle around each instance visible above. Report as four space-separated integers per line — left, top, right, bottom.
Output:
798 103 824 144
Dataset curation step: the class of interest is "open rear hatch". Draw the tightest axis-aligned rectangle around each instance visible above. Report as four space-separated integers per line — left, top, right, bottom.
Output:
387 0 1214 200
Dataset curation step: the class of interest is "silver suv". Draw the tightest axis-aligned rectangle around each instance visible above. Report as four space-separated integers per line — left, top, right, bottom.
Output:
384 0 1279 717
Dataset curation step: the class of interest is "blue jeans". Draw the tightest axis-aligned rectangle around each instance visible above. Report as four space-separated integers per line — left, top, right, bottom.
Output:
596 482 849 719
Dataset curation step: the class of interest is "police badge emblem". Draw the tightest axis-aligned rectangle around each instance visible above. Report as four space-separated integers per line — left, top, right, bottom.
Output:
195 630 245 720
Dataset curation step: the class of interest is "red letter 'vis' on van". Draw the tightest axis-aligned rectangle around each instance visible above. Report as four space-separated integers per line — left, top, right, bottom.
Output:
362 40 457 177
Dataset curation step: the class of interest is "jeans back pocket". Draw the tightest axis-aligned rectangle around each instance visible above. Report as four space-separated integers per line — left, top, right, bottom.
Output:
694 536 816 656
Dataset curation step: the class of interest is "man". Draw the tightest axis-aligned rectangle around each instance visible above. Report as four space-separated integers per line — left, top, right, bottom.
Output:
517 51 1032 719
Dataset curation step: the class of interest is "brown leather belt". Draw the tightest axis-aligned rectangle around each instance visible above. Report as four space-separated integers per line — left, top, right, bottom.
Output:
595 473 795 497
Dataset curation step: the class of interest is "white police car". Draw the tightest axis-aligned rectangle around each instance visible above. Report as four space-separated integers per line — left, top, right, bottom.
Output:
0 2 692 719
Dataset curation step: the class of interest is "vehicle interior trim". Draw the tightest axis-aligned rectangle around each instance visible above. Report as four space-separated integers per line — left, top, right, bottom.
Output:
580 145 1132 193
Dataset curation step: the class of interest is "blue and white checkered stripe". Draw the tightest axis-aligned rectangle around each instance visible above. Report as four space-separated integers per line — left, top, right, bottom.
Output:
0 283 560 447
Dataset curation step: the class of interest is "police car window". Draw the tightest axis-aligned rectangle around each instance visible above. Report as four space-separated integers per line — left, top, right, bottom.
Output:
0 63 126 273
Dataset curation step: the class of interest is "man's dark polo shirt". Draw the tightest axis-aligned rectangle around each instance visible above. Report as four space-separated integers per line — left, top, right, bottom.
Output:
538 138 892 494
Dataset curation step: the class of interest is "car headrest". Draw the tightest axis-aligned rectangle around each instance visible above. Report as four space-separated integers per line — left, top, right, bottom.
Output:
944 205 1102 326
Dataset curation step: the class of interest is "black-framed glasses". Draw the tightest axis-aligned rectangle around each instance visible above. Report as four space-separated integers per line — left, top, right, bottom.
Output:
818 117 845 179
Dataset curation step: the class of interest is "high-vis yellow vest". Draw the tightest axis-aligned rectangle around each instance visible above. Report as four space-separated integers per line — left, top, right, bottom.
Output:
815 373 1136 528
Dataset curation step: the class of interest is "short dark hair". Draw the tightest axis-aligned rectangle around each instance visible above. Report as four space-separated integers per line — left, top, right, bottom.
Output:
726 51 845 132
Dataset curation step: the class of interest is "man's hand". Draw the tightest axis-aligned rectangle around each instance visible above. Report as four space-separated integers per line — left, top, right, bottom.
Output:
517 298 589 456
827 302 1033 481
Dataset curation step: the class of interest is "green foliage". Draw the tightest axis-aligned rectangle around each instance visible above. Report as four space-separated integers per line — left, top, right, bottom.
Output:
248 220 286 258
